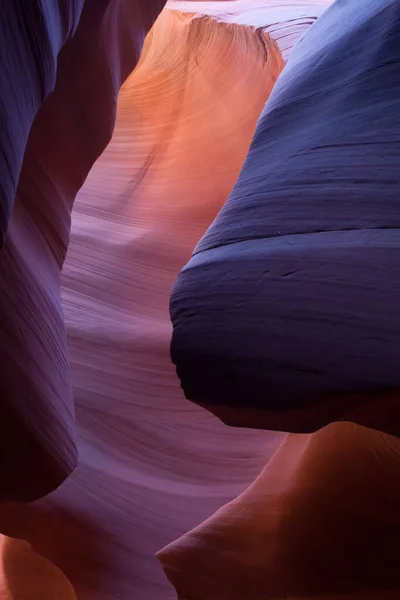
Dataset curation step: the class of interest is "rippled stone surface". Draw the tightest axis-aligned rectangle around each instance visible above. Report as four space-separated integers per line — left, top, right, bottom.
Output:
171 0 400 435
2 1 400 599
164 1 400 597
0 1 293 597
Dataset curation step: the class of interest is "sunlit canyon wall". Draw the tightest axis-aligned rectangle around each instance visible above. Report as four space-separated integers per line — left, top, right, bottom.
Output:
1 1 400 599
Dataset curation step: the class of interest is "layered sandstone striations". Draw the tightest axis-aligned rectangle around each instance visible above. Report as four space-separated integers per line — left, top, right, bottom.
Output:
158 421 400 599
0 0 165 503
162 1 400 597
0 3 295 598
3 2 399 600
170 0 400 436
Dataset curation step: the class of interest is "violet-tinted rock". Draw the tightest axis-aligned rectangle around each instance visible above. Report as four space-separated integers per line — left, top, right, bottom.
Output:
170 0 400 434
0 7 286 598
0 1 84 246
0 0 165 503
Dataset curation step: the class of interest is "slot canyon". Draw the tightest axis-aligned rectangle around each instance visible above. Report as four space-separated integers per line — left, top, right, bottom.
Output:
0 0 399 598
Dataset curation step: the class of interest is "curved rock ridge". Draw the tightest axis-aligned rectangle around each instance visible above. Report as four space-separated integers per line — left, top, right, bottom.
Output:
0 6 288 599
168 0 332 59
0 534 77 600
0 0 85 246
0 0 165 503
4 2 399 600
170 0 400 436
158 421 400 599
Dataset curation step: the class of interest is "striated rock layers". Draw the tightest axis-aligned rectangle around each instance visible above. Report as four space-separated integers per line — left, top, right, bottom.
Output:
0 2 301 598
161 1 400 598
170 0 400 437
0 0 165 503
2 1 400 600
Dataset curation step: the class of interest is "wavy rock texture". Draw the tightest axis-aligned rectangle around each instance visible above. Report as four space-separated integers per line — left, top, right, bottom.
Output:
170 0 400 436
0 1 83 245
162 0 400 597
4 1 398 600
0 0 165 503
158 422 400 600
0 2 301 598
169 0 329 59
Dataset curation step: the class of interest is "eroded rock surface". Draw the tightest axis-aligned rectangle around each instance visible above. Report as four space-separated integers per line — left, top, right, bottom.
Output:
3 2 400 600
0 0 165 503
170 0 400 437
0 2 295 597
158 422 400 599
